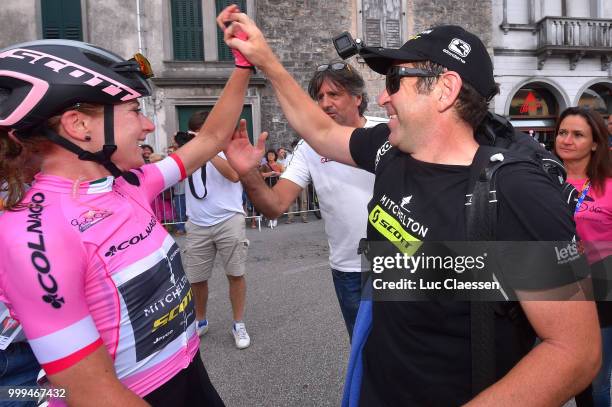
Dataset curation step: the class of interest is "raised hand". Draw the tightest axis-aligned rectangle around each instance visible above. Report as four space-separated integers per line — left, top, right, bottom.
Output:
215 4 253 69
215 4 240 30
224 119 269 177
215 5 277 70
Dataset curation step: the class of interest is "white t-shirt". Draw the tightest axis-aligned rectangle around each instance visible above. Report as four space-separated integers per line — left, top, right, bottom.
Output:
281 116 385 272
185 152 244 227
277 152 293 168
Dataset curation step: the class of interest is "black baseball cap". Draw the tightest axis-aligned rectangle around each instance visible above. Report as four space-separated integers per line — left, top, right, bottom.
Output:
360 25 497 99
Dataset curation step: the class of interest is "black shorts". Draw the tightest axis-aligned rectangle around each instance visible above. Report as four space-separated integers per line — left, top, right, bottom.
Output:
144 355 224 407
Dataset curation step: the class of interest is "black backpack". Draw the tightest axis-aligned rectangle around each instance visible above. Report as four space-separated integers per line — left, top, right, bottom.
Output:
466 112 577 396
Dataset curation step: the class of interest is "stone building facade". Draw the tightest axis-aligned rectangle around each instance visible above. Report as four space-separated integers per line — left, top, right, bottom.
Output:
0 0 494 152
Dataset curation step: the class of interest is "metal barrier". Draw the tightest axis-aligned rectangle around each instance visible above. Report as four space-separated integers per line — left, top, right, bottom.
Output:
155 180 320 231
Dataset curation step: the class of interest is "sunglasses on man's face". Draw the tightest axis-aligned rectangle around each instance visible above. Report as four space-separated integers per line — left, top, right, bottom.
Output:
385 66 438 95
316 62 351 72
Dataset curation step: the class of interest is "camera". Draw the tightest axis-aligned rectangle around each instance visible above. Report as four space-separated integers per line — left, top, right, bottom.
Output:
332 31 365 60
174 131 195 147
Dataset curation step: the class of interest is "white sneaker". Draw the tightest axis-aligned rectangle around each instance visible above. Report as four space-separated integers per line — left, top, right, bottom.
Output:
232 322 251 349
196 319 209 336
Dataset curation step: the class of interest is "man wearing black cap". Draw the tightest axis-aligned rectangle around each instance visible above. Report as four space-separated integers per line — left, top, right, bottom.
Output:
220 7 600 406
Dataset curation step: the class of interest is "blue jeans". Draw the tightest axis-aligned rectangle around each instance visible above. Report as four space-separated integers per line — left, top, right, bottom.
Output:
593 326 612 406
173 194 186 232
331 269 362 341
0 342 40 407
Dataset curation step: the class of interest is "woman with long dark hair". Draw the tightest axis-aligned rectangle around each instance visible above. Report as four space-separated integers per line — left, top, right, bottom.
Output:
555 107 612 407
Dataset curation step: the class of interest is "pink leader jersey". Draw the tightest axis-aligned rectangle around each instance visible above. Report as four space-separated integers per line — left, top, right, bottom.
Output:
0 155 198 401
568 177 612 263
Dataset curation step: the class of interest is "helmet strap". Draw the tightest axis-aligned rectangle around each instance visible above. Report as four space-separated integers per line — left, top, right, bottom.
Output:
39 105 140 186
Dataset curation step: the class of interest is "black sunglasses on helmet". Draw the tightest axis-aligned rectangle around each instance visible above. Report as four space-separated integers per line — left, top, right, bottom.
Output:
112 53 154 79
385 66 438 95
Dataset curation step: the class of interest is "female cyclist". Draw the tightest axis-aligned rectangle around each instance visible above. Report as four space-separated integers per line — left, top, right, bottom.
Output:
0 8 254 405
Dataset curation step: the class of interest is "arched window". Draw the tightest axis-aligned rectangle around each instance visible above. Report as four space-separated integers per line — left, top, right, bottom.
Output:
509 84 561 151
578 84 611 116
509 87 558 118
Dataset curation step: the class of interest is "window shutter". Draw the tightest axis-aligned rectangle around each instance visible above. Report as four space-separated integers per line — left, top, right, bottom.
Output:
365 18 382 47
171 0 204 61
62 0 83 40
385 18 401 48
363 0 383 47
41 0 62 39
216 0 246 61
41 0 82 41
362 0 402 48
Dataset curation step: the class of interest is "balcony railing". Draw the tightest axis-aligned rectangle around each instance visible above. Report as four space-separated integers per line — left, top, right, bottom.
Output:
535 17 612 70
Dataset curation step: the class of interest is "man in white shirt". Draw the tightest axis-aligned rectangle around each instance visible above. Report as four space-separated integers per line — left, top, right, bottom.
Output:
226 62 386 340
276 147 292 168
182 110 251 349
278 143 307 224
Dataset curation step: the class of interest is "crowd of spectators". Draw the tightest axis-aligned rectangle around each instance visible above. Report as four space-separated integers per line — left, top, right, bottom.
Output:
142 141 316 231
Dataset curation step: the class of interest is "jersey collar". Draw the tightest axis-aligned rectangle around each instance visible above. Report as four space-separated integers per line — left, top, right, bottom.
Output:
32 173 114 194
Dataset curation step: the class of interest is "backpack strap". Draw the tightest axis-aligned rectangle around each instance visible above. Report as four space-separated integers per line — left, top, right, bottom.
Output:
466 146 501 241
470 301 496 396
467 147 542 397
466 147 541 240
466 145 500 396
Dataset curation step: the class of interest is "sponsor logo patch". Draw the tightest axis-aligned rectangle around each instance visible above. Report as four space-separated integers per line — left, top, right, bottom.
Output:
26 192 65 309
71 209 113 233
375 141 392 170
105 216 156 257
369 205 422 255
554 241 581 264
448 38 471 58
400 196 412 213
443 38 471 64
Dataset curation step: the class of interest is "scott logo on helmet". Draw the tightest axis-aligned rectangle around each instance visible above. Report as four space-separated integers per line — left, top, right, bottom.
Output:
26 192 65 309
0 48 141 102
